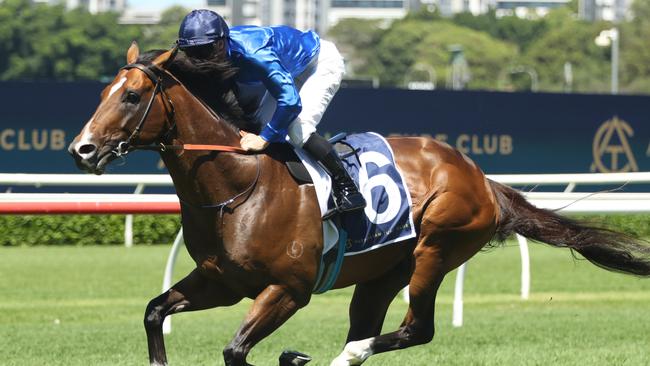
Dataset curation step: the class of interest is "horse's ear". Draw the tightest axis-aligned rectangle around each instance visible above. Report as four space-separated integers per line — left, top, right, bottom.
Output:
127 41 139 64
152 46 179 70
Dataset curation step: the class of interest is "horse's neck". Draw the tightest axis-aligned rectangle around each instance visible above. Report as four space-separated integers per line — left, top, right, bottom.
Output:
172 82 241 146
161 83 256 207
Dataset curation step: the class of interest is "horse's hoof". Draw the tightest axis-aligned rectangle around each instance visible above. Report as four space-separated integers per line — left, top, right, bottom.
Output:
279 350 312 366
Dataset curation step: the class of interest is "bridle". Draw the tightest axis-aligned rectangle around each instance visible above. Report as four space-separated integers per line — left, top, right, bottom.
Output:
114 58 259 212
113 63 171 157
114 61 247 157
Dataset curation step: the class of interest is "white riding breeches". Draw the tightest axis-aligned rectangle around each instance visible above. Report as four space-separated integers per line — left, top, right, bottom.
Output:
236 40 346 147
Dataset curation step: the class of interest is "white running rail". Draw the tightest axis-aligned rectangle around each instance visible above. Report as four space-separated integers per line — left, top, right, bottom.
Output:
0 173 174 247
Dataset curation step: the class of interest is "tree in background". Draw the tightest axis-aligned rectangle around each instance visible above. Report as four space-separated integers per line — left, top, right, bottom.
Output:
620 0 650 93
1 0 650 95
522 8 610 92
0 0 141 81
141 6 188 50
329 5 624 93
325 18 385 79
453 9 548 52
331 17 517 89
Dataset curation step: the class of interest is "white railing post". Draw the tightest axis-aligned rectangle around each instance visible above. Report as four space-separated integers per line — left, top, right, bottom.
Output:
162 228 184 335
516 234 531 300
124 183 145 248
452 262 467 327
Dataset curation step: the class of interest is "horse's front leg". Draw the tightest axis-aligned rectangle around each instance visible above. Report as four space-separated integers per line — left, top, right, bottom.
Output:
223 284 310 366
145 268 242 366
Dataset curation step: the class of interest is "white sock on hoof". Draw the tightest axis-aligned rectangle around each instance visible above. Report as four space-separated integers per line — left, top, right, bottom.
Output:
330 338 374 366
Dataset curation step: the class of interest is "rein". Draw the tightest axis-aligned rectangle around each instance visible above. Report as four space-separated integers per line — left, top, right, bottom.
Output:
117 59 258 212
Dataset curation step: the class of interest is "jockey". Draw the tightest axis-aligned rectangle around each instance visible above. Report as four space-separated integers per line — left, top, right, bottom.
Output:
176 9 366 219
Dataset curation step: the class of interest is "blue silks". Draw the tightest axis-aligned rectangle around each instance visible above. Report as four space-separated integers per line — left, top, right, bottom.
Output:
229 26 320 143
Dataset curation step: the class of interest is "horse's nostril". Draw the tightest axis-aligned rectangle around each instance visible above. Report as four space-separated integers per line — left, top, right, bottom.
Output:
78 144 97 155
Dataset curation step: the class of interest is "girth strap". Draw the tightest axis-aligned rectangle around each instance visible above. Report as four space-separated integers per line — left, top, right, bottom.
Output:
313 228 348 294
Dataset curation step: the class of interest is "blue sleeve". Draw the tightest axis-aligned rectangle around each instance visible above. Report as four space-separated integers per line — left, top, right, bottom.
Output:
247 52 302 143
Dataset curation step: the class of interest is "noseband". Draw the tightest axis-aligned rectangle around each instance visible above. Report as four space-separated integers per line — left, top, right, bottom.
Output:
114 62 176 157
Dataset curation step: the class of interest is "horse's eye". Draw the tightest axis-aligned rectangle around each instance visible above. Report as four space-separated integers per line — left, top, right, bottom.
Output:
125 91 140 104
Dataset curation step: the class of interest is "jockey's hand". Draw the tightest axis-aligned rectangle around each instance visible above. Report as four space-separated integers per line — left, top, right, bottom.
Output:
240 133 270 151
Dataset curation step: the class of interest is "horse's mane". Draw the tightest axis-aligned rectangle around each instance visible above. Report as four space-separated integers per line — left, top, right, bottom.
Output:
136 50 260 134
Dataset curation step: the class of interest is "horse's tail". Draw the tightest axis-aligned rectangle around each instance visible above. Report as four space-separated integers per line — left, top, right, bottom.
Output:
489 180 650 276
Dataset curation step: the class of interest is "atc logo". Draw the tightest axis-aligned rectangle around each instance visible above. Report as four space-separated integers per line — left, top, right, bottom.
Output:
591 117 639 173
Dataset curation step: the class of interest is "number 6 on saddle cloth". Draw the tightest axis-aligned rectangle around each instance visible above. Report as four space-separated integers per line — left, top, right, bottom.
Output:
290 132 416 294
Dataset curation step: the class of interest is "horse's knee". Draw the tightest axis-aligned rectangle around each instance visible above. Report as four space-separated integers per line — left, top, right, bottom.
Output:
223 345 249 366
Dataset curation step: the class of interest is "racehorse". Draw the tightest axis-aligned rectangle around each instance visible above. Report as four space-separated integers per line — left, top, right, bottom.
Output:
68 43 650 366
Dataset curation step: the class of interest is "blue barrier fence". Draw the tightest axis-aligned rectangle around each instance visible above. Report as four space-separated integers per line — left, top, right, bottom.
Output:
1 82 648 177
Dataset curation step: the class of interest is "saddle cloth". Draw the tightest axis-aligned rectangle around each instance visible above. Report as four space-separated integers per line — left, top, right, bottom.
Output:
294 132 416 257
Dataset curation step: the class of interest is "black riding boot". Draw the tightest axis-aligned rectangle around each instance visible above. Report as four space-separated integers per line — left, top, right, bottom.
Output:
302 133 366 219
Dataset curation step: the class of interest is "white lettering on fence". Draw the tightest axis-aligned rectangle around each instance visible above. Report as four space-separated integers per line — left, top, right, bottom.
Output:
454 134 513 155
0 129 66 151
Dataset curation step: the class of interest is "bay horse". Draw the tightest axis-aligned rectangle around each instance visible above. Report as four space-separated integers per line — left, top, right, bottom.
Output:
68 44 650 366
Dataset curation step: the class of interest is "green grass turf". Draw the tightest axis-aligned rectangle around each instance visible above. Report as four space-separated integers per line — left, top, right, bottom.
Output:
1 242 649 365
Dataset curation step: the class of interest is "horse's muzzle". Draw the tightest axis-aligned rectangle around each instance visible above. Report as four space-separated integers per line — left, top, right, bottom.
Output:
68 141 115 175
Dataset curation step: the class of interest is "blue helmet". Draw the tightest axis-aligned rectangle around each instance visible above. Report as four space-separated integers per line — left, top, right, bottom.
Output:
177 9 229 48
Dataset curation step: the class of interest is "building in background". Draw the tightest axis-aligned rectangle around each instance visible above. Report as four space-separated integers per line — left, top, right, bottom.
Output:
579 0 630 22
327 0 409 29
434 0 630 20
493 0 569 18
33 0 636 28
201 0 430 34
203 0 631 35
32 0 156 24
33 0 126 13
204 0 327 33
205 0 260 25
431 0 491 16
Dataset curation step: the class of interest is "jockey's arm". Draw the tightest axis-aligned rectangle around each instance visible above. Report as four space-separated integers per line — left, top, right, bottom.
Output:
248 52 302 143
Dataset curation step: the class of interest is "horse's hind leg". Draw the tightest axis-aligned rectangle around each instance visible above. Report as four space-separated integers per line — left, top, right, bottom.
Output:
331 242 445 366
331 191 496 365
145 268 242 366
345 257 413 342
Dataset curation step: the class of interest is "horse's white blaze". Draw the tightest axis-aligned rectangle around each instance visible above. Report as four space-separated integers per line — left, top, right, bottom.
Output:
330 338 374 366
74 76 128 157
108 76 127 98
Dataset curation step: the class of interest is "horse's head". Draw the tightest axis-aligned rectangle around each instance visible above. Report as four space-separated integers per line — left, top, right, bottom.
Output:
68 42 177 174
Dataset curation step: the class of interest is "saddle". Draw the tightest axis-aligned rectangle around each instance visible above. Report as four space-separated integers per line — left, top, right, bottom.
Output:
268 133 350 185
265 132 416 294
264 132 355 294
264 144 312 184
